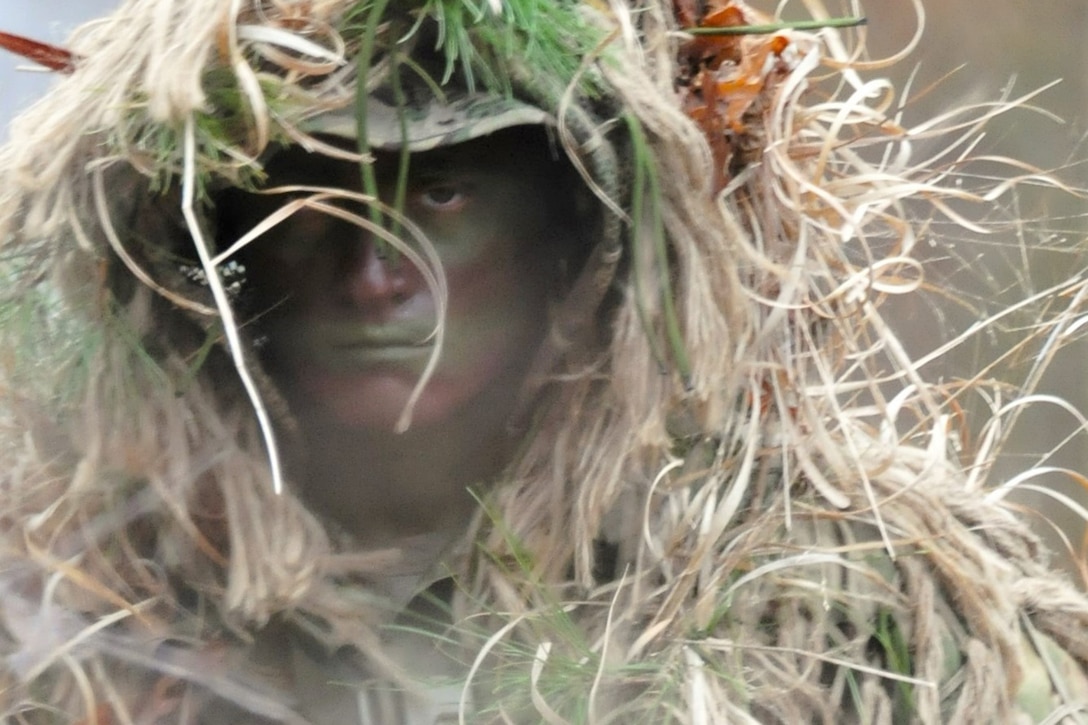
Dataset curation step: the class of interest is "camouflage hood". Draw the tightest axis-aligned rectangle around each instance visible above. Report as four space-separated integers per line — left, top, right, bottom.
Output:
1 1 1088 723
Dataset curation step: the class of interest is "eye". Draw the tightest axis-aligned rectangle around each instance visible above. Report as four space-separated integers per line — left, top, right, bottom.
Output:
417 183 469 212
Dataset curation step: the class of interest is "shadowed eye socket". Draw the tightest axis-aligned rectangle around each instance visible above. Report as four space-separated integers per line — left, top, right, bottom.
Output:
415 182 470 212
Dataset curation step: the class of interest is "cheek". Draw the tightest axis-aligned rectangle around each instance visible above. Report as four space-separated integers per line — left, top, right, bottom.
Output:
443 223 551 311
241 231 337 309
239 252 308 314
437 247 551 373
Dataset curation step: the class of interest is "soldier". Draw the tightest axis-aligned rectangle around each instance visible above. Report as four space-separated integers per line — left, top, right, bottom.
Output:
1 1 1087 723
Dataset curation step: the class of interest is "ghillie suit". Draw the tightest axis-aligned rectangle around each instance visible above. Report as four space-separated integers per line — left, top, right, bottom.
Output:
2 0 1088 723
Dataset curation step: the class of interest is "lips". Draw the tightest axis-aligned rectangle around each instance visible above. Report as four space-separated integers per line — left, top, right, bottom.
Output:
316 321 436 367
262 317 438 374
322 321 437 349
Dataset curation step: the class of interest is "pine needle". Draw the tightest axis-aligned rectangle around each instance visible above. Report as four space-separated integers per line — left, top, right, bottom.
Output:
685 17 868 36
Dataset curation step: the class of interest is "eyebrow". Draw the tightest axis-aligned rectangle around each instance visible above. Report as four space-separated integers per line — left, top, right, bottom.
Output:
381 149 489 184
286 141 496 187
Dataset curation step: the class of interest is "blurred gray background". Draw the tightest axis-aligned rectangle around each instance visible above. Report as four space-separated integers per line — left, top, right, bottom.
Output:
0 1 118 140
3 1 1087 574
863 2 1088 579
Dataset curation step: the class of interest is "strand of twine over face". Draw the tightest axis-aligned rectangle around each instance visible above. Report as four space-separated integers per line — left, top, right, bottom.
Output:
180 116 286 496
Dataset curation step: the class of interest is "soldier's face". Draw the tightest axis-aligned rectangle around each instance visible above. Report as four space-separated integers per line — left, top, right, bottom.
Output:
221 129 578 429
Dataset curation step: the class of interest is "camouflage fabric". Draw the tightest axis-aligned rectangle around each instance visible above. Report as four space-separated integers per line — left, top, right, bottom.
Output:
304 91 554 150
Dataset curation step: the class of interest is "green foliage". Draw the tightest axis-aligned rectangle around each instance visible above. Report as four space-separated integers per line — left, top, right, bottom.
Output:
685 16 868 36
873 607 917 722
343 0 600 94
625 112 693 387
0 277 99 411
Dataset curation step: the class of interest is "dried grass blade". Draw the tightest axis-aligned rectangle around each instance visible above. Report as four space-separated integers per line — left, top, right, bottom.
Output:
236 24 345 64
180 117 285 495
92 169 216 316
529 642 569 724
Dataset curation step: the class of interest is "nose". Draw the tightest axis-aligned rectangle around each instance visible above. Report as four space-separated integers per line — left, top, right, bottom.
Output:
335 237 415 309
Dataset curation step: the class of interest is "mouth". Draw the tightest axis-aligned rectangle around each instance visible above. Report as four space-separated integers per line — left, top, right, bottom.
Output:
262 317 440 375
311 322 437 370
325 324 435 350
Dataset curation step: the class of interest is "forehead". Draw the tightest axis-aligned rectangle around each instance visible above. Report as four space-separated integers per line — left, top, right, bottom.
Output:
264 126 563 185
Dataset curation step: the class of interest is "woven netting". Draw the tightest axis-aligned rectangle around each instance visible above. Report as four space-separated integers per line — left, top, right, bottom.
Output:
1 0 1087 722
